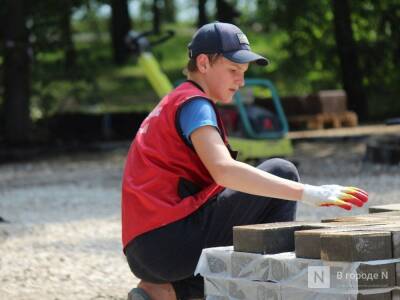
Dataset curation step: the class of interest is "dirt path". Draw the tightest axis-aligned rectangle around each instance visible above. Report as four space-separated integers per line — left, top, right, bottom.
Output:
0 141 399 299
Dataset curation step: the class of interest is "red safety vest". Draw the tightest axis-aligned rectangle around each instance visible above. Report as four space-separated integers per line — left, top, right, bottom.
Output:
121 81 234 249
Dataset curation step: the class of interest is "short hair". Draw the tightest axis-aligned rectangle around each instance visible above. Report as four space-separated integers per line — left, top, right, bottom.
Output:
186 53 223 73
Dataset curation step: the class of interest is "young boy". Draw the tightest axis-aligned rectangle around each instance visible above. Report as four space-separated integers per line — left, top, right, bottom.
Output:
122 22 368 300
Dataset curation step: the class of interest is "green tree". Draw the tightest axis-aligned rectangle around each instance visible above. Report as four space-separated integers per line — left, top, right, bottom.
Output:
60 0 77 71
153 0 176 33
110 0 132 64
3 0 31 144
351 0 400 117
257 0 400 119
216 0 240 24
153 0 162 34
258 1 340 87
163 0 176 23
29 0 82 70
197 0 209 27
332 0 367 119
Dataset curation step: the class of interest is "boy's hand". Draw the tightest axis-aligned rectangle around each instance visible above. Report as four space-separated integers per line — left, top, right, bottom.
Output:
301 184 368 210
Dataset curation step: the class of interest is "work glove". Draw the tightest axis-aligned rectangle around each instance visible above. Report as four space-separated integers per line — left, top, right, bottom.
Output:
301 184 368 210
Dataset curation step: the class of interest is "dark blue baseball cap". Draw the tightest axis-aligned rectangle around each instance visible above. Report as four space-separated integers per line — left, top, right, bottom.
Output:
188 22 269 66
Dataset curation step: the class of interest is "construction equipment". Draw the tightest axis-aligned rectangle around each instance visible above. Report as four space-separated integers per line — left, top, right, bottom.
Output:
227 78 292 160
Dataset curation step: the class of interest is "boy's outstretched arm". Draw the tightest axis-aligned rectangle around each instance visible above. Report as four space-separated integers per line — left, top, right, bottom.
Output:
191 125 368 210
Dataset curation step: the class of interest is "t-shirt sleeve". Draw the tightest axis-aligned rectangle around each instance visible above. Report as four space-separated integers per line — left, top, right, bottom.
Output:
179 98 219 144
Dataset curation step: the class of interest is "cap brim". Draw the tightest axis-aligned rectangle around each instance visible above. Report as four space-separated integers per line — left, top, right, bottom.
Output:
223 50 269 66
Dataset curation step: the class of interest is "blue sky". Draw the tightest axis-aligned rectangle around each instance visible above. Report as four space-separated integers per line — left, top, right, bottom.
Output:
77 0 257 22
94 0 204 22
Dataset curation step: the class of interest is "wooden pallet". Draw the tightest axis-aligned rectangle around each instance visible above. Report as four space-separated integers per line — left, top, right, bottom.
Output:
288 124 400 140
288 111 358 130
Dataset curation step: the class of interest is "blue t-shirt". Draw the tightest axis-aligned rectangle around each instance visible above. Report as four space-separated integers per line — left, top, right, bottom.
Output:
179 98 218 144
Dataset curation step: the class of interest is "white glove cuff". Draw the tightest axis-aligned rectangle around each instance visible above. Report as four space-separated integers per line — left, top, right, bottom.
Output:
301 184 328 207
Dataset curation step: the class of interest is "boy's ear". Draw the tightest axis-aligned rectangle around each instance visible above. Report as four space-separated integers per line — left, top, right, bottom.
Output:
196 54 209 73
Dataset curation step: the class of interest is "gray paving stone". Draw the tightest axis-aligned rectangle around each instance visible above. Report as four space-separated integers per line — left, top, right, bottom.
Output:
392 229 400 259
365 225 400 259
369 203 400 213
327 263 395 292
393 290 400 300
322 211 400 223
231 251 258 278
357 292 392 300
283 286 392 300
296 225 400 259
294 223 388 259
295 228 326 259
392 263 400 300
357 263 396 290
320 231 392 262
206 253 228 274
233 221 333 254
295 228 338 259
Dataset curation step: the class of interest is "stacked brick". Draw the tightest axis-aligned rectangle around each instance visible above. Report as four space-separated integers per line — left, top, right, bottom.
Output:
369 204 400 214
197 204 400 299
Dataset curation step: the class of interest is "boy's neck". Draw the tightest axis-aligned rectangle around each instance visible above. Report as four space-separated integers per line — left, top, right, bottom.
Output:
187 73 215 102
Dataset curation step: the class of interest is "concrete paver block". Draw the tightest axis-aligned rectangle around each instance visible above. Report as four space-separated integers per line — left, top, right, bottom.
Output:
392 263 400 300
233 221 333 254
296 225 400 260
320 231 392 261
295 223 391 259
231 251 258 278
295 229 322 259
328 263 395 292
206 253 227 274
351 225 400 259
369 203 400 213
322 211 400 223
357 293 392 300
372 226 400 259
357 263 396 290
232 218 399 298
391 229 400 258
393 290 400 300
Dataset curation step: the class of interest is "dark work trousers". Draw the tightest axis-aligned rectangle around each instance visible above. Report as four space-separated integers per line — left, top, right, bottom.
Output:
125 158 299 299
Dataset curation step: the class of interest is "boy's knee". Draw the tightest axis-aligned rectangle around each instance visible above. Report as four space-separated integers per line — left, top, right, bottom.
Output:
257 158 300 182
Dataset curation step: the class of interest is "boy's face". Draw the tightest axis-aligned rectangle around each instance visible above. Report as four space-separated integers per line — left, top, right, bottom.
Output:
201 56 248 104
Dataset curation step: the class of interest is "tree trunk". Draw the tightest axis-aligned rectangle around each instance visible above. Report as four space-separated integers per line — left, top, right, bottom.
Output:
197 0 208 28
216 0 240 24
163 0 175 23
3 0 31 144
60 0 76 71
111 0 131 64
153 0 162 34
332 0 367 120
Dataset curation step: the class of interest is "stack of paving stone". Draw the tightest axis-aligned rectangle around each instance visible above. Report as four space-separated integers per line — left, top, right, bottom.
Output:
196 204 400 299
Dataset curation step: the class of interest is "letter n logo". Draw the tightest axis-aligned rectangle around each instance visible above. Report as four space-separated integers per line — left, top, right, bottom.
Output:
308 266 330 288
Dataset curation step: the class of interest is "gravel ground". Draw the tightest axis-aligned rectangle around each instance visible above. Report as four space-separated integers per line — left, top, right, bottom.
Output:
0 140 399 300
